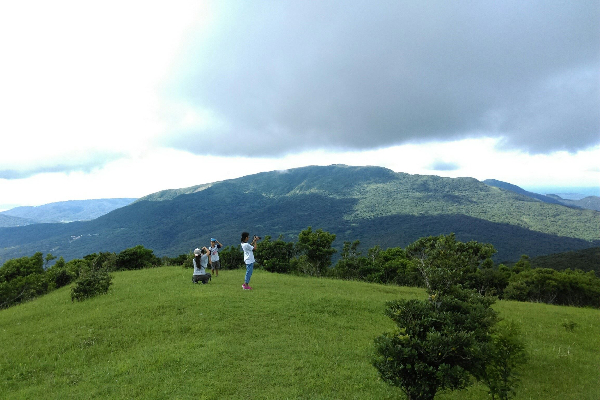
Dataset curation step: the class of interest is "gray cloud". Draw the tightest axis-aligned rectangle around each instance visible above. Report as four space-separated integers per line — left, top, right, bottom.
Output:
0 152 123 180
161 0 599 157
429 160 460 172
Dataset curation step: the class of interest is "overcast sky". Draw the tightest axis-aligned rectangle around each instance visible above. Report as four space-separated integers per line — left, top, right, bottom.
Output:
1 0 599 211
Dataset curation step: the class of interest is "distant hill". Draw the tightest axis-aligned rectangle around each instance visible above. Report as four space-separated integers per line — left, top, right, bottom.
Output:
0 213 34 228
529 247 600 275
1 165 598 264
0 198 137 226
546 194 600 211
484 179 600 211
483 179 564 205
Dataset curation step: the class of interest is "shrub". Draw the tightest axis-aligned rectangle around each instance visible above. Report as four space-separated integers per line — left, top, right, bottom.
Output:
255 235 295 273
115 245 161 271
70 267 112 302
219 245 244 270
295 227 336 276
480 320 528 400
372 288 499 400
45 257 74 290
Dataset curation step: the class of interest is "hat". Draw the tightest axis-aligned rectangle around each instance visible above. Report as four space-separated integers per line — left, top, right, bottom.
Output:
211 238 216 242
193 248 201 256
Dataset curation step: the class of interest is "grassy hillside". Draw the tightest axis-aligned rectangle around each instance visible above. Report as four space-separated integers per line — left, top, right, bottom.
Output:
1 268 598 399
1 165 598 264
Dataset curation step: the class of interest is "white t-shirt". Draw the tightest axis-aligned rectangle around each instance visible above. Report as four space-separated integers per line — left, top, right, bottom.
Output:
193 254 208 275
209 245 221 261
241 242 255 264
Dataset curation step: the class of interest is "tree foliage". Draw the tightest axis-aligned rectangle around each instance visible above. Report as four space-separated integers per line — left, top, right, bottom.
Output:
70 264 112 302
255 235 295 273
218 245 244 270
372 234 526 400
115 245 161 271
480 320 528 400
294 227 336 276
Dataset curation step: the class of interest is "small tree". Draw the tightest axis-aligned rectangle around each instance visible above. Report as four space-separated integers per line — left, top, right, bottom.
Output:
373 287 498 400
219 245 244 270
373 235 526 400
70 265 112 302
295 227 336 276
405 234 496 294
115 245 161 271
255 235 295 273
479 320 528 400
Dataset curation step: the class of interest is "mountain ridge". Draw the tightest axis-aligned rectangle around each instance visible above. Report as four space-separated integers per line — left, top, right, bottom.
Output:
0 198 137 226
0 165 598 264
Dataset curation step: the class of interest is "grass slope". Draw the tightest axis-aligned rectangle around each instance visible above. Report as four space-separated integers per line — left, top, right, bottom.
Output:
1 268 599 399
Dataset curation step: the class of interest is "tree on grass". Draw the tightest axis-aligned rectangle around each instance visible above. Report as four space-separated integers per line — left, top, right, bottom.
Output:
373 287 498 400
255 235 295 273
115 245 161 271
294 227 336 276
480 320 528 400
70 263 112 302
373 234 526 400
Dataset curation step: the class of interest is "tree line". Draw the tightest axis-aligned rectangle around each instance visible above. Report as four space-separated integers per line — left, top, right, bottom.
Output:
1 227 599 310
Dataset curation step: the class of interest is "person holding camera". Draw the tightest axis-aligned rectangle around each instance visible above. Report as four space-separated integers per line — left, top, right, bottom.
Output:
209 238 223 277
240 232 260 290
192 247 211 284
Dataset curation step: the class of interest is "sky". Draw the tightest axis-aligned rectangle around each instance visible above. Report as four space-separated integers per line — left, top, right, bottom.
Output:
1 0 599 211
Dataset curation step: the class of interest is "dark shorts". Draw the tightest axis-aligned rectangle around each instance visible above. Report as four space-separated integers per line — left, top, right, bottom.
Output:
192 273 211 284
211 260 221 270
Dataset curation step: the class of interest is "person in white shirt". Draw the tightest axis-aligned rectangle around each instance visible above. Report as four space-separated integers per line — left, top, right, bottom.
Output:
209 238 223 277
240 232 260 290
192 247 211 284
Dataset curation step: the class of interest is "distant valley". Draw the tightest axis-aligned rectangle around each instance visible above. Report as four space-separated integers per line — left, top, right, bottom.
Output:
0 165 598 265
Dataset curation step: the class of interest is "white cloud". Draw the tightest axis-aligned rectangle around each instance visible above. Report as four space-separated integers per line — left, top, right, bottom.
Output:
0 0 203 173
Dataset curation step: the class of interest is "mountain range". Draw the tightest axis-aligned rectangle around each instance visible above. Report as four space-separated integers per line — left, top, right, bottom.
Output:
483 179 600 211
0 165 598 265
0 198 136 227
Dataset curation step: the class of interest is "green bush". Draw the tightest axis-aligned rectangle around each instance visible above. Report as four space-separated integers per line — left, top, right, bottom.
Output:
0 253 47 309
115 245 161 271
295 227 336 276
45 257 74 290
255 235 295 273
480 320 528 400
219 245 244 270
70 268 112 302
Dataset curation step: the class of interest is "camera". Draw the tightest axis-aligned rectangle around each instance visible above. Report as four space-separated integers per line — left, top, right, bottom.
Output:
254 235 261 240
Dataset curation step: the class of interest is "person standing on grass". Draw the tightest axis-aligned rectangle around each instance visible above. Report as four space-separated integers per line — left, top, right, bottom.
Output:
209 238 223 277
240 232 260 290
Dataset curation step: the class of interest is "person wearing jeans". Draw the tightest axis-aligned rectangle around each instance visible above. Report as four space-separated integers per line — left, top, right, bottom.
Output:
240 232 260 290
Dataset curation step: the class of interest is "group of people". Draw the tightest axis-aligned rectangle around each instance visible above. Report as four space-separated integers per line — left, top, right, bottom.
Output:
192 238 223 284
192 232 261 290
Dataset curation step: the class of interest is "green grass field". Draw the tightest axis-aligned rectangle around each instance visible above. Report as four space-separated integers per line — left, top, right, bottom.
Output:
1 267 599 399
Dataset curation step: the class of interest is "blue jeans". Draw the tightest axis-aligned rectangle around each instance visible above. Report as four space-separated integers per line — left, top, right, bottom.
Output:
245 262 254 284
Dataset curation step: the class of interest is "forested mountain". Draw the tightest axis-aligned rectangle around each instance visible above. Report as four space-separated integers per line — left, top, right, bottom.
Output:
482 179 564 205
0 213 33 228
1 165 598 264
0 198 137 226
529 247 600 275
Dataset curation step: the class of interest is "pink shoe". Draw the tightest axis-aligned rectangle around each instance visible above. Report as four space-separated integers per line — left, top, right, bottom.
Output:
242 284 251 290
